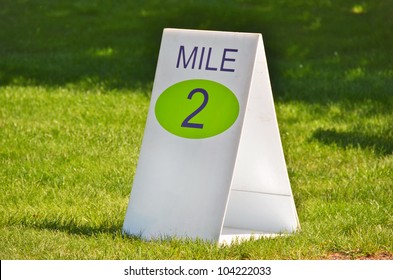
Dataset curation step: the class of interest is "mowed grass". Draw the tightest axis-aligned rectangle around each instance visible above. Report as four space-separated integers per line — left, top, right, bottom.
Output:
1 0 392 259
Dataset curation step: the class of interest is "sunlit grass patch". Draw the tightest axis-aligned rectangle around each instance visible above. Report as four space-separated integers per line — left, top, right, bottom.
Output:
1 0 392 259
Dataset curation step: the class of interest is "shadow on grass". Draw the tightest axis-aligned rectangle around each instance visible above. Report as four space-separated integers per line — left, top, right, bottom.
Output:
20 218 202 244
1 0 392 104
312 128 393 156
21 218 124 237
0 0 274 91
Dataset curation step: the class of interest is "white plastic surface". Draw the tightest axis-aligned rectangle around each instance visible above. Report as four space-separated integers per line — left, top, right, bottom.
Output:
123 28 299 243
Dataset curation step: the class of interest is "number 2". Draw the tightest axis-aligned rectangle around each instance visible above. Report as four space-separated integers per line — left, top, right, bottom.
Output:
181 88 209 129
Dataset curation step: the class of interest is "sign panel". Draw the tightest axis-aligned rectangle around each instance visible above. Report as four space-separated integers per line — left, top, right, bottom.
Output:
123 28 300 243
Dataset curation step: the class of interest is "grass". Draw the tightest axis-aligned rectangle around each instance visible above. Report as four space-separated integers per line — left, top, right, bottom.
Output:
1 0 392 259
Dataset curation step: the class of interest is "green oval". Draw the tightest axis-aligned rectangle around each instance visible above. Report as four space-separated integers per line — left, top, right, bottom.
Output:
155 79 239 139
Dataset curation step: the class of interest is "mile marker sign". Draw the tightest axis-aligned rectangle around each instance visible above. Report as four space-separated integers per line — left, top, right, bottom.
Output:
123 28 300 244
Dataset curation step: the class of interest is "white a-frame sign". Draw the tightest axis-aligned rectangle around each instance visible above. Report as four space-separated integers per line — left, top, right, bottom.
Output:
123 28 300 244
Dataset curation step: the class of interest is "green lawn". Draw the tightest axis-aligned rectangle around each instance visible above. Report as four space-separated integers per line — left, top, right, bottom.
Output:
1 0 392 259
